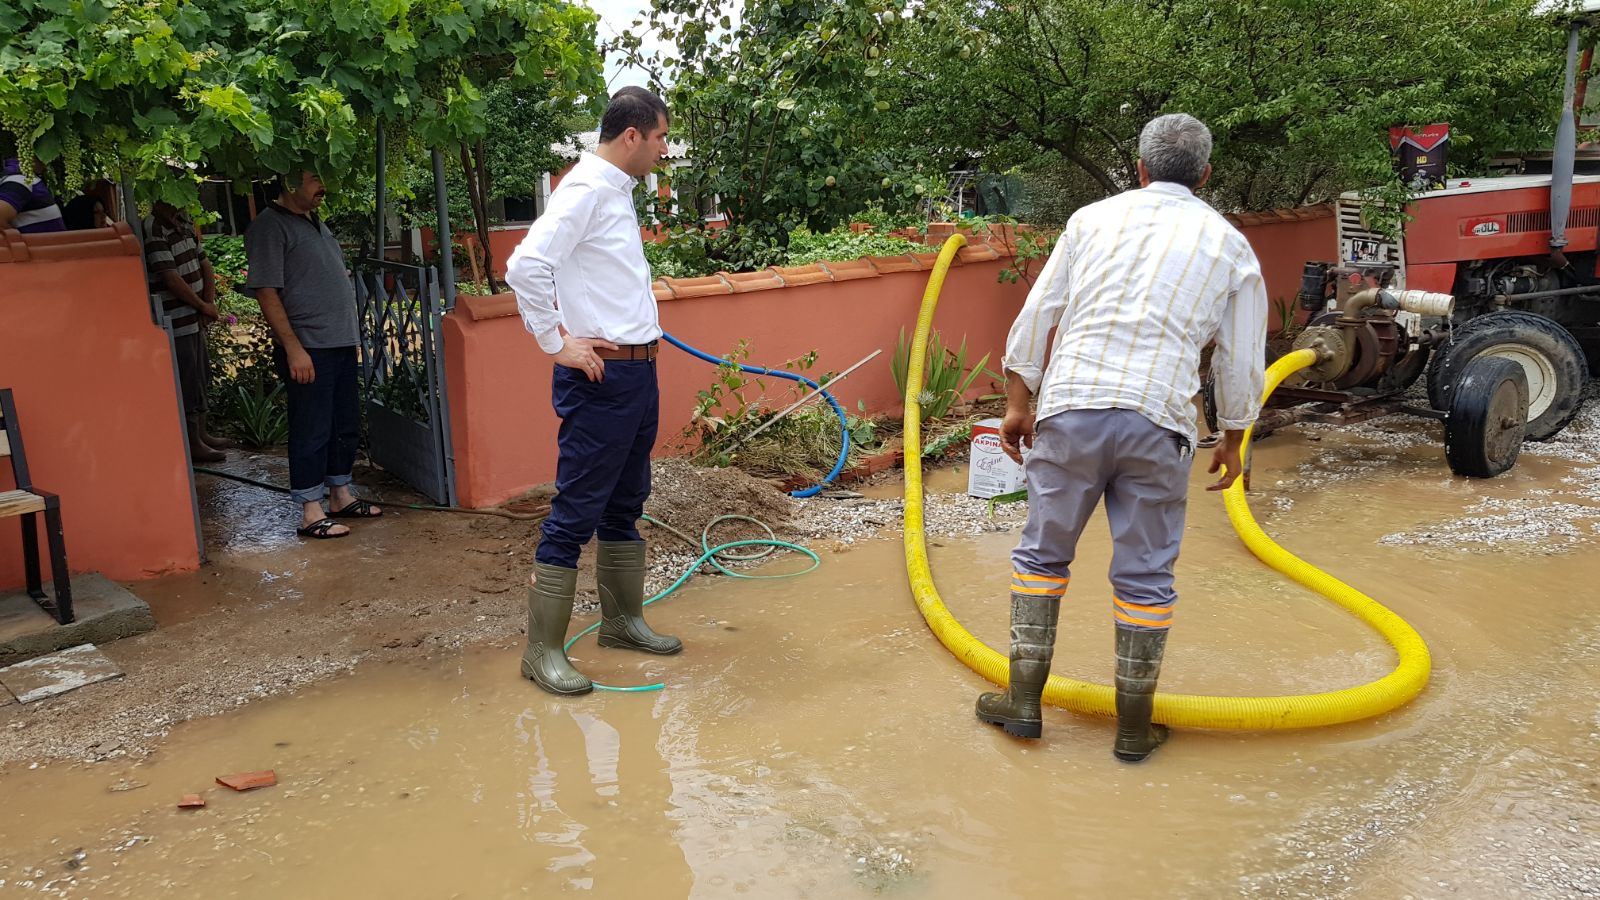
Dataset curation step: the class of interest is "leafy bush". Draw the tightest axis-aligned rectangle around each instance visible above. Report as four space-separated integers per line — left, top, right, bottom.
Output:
997 232 1051 286
890 328 997 420
679 341 884 481
644 226 789 281
642 237 709 281
225 380 290 449
206 235 249 290
850 203 926 234
205 315 286 449
783 228 926 267
643 224 926 280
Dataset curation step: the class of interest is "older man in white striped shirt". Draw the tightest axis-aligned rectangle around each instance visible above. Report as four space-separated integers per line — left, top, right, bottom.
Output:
975 114 1268 761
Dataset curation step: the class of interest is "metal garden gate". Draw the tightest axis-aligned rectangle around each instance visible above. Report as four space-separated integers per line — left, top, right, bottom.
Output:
353 259 456 506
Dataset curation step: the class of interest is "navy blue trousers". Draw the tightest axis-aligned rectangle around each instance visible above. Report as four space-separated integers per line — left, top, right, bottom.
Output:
535 360 659 568
273 344 360 505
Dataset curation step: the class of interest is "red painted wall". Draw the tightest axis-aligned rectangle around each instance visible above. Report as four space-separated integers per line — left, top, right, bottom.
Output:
1225 207 1337 331
0 225 201 587
441 207 1339 509
444 252 1027 508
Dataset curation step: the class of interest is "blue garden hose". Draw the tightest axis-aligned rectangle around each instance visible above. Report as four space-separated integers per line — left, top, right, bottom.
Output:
660 331 851 498
565 513 821 692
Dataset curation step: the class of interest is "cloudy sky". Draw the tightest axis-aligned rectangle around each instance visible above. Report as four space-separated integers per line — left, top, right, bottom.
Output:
586 0 665 90
585 0 743 91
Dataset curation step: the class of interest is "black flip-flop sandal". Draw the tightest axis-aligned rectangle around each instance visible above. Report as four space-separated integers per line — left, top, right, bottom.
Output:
328 498 383 519
297 518 350 539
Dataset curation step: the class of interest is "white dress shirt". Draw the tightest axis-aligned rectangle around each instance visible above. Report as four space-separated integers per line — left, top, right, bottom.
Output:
505 153 662 355
1003 180 1268 442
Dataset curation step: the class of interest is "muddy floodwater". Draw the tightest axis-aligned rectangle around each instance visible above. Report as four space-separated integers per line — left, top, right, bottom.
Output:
2 421 1598 898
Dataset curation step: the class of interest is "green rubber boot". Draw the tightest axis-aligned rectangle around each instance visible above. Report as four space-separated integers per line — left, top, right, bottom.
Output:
521 563 593 695
1113 626 1170 762
975 594 1061 739
596 541 683 655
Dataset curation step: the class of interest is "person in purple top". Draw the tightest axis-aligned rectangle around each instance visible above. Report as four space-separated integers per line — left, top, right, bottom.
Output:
0 158 66 234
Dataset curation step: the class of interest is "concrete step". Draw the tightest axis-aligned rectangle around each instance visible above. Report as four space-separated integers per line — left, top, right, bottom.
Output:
0 574 155 667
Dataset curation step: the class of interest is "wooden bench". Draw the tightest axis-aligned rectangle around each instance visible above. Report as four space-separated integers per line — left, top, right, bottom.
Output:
1 389 72 624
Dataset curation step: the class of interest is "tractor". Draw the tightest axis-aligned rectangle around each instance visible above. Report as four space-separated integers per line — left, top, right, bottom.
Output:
1215 1 1600 478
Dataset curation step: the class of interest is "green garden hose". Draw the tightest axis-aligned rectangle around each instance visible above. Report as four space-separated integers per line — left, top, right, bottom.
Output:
566 513 820 693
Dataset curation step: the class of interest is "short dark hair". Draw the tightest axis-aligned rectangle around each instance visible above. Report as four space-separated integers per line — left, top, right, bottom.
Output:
599 87 668 144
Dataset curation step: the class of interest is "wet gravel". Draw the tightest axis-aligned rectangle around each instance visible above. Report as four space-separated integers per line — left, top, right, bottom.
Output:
1378 497 1600 551
1288 382 1600 552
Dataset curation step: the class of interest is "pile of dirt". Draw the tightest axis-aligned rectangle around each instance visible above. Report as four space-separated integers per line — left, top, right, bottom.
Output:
645 458 796 540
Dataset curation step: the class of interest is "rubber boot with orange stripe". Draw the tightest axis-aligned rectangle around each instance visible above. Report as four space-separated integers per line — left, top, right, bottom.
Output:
1112 626 1169 762
975 584 1063 738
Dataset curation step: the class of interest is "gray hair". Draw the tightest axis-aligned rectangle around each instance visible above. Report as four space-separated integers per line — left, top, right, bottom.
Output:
1139 114 1213 188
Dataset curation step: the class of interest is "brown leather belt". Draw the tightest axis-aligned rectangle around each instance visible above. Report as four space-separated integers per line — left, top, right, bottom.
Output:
593 341 659 361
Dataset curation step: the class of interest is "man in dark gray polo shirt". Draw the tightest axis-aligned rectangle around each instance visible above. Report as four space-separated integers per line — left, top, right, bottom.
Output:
245 170 382 539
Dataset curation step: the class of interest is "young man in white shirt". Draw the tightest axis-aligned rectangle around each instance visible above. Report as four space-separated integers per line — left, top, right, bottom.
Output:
974 114 1268 761
504 88 679 695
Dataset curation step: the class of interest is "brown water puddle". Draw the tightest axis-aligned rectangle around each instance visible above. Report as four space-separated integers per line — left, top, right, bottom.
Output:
3 425 1599 897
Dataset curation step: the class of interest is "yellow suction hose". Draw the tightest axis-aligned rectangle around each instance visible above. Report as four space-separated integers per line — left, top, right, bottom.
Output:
902 235 1431 729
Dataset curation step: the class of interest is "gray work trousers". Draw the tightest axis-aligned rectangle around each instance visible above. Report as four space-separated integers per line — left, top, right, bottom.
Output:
1011 408 1191 631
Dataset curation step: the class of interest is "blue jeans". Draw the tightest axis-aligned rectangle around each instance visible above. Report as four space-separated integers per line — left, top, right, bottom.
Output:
273 345 360 505
535 360 659 568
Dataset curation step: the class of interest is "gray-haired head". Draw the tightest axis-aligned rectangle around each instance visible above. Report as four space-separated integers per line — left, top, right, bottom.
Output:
1138 114 1213 189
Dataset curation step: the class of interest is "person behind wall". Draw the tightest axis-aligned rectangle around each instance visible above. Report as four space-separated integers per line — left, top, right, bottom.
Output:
503 87 680 695
62 189 109 231
143 198 238 463
0 157 66 234
243 169 383 540
974 113 1268 762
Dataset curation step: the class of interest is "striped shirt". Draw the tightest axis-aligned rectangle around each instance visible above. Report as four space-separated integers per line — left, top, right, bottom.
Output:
143 213 209 338
0 159 66 234
1003 180 1268 442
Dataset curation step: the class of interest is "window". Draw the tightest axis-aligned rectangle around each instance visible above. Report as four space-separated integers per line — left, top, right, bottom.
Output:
502 196 538 223
668 171 723 222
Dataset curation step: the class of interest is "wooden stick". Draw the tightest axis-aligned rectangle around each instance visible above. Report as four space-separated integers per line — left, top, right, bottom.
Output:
730 349 882 449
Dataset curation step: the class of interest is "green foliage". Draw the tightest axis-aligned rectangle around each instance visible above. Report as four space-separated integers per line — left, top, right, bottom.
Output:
217 290 259 319
736 403 877 482
1012 154 1102 225
615 0 935 266
205 315 285 448
851 203 926 233
782 228 926 266
643 223 927 278
373 365 430 423
920 423 974 459
877 0 1568 212
1 0 604 216
641 238 703 280
890 328 995 420
997 231 1052 286
642 225 788 280
684 340 800 466
679 340 875 480
206 234 249 288
225 380 291 449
